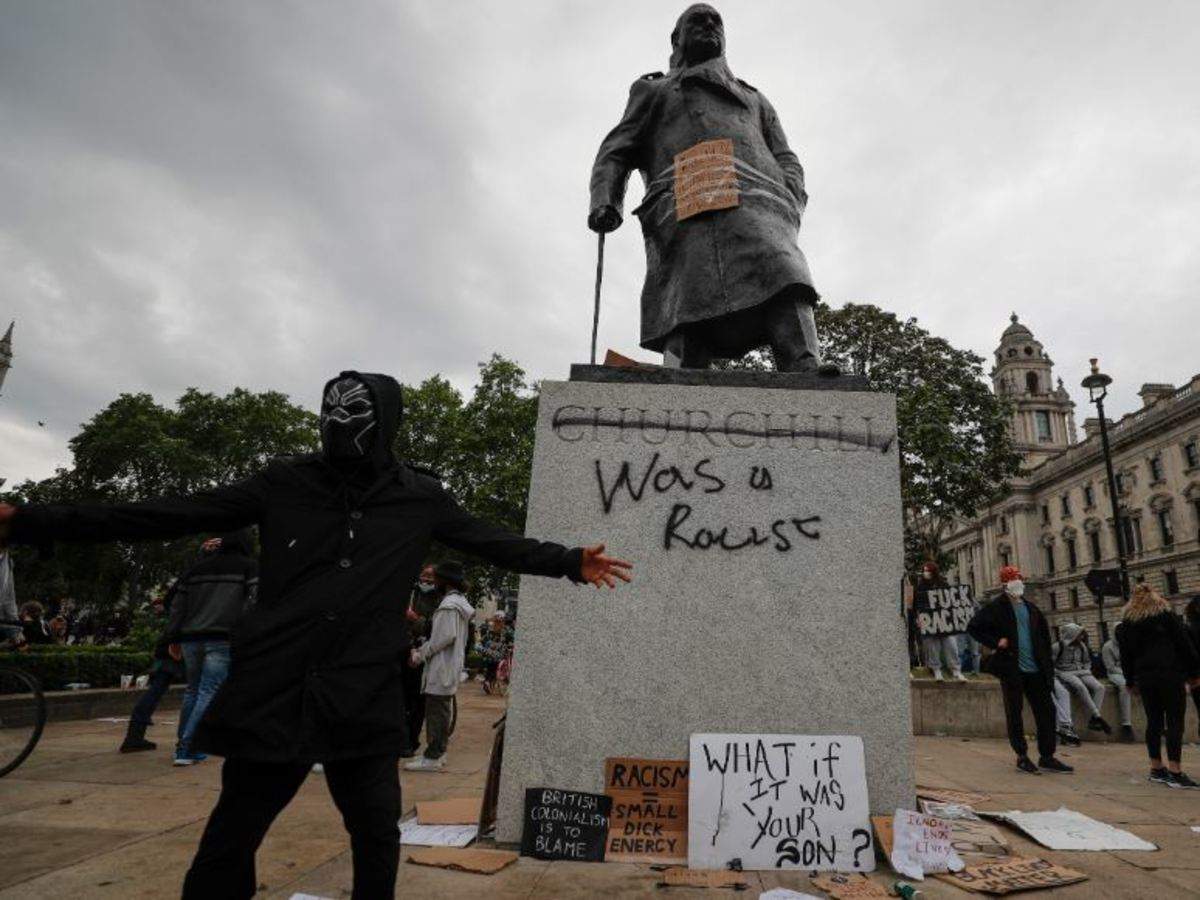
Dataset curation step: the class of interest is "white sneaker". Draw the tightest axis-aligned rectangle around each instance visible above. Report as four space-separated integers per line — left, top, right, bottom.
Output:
953 672 968 682
404 756 446 772
932 670 944 681
311 763 324 773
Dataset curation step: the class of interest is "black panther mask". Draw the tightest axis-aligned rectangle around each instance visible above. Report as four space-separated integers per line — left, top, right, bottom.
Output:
320 376 378 460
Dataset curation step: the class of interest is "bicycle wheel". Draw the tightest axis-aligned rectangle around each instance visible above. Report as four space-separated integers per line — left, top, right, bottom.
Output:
0 667 46 777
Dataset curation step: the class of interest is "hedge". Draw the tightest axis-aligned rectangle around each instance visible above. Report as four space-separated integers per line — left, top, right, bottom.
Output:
0 646 154 692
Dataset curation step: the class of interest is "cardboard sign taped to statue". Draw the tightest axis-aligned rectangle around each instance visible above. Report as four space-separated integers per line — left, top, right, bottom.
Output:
915 584 976 637
688 734 873 872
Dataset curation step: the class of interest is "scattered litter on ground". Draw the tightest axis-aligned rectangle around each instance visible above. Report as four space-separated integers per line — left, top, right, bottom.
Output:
809 872 891 898
94 717 128 724
758 889 822 899
415 797 481 825
984 808 1156 851
915 785 990 805
917 801 1008 858
288 894 335 900
406 846 517 874
1191 826 1200 834
934 856 1087 895
398 818 477 848
657 867 750 890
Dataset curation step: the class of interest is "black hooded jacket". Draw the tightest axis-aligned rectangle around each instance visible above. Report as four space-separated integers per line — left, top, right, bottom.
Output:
164 530 258 643
10 371 584 761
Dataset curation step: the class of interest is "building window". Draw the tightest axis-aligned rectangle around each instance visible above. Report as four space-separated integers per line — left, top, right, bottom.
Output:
1115 471 1129 494
1149 454 1165 483
1041 504 1051 525
1066 539 1078 570
998 515 1009 535
1061 495 1072 517
1069 587 1079 608
1045 545 1055 575
1166 570 1180 595
1157 509 1174 548
1083 484 1095 507
1035 410 1052 441
1120 516 1143 556
1049 591 1057 610
1026 372 1040 394
1194 499 1200 539
1000 548 1011 568
1185 440 1199 470
1089 530 1102 563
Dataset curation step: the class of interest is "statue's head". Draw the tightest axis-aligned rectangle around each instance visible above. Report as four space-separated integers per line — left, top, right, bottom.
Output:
670 4 724 70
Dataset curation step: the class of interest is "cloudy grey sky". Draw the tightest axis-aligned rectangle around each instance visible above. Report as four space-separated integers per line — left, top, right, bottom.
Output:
2 0 1198 484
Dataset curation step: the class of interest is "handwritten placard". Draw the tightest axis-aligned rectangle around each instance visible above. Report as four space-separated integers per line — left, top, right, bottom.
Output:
520 788 612 862
935 856 1088 895
688 734 874 871
889 809 964 880
915 584 975 637
604 757 689 863
674 138 739 221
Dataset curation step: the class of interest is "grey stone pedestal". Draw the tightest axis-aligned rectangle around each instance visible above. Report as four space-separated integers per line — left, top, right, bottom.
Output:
495 370 914 842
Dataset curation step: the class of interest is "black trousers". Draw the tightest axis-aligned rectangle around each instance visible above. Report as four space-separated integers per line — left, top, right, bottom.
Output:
424 694 453 759
182 755 400 900
401 662 425 751
1000 673 1057 761
1140 679 1186 764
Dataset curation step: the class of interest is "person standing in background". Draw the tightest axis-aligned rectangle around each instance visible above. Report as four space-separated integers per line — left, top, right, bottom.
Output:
400 563 438 758
0 548 23 647
968 565 1073 774
914 562 965 681
1102 626 1136 743
1117 584 1200 788
1185 596 1200 741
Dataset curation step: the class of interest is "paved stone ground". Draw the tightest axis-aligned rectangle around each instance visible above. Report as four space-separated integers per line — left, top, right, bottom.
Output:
1 690 1198 898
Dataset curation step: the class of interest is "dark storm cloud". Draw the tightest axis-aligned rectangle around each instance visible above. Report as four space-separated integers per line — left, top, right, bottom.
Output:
2 1 1198 482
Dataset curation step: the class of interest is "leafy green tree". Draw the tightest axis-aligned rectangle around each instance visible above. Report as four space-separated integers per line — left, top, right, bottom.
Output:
3 388 318 615
719 303 1020 570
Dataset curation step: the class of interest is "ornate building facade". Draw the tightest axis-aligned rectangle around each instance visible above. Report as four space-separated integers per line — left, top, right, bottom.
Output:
945 315 1200 643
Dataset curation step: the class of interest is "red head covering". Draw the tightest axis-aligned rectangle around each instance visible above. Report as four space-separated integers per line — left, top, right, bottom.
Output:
999 565 1023 584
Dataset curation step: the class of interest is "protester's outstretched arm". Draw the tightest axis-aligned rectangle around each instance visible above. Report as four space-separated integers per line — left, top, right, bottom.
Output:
0 474 268 549
431 487 632 590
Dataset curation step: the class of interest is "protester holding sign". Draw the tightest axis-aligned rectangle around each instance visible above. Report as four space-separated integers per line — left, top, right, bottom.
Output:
967 566 1073 775
914 562 966 682
1117 584 1200 788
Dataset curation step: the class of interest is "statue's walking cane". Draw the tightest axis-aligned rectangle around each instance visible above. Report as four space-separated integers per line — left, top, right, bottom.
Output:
590 232 605 365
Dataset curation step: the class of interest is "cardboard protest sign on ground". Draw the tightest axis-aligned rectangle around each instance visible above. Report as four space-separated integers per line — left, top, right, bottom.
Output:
888 809 964 880
915 785 990 805
520 788 612 862
935 856 1088 895
399 819 477 848
405 847 518 875
918 800 1009 859
688 734 874 872
658 867 750 889
809 873 891 898
915 584 976 637
989 808 1156 851
416 797 481 825
603 757 688 863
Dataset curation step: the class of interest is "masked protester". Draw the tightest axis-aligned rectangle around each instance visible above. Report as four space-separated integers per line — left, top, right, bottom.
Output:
400 563 438 758
0 370 632 900
913 561 964 682
967 566 1073 775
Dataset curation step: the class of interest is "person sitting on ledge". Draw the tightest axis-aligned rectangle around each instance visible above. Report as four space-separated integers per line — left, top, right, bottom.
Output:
1051 623 1111 736
968 565 1073 775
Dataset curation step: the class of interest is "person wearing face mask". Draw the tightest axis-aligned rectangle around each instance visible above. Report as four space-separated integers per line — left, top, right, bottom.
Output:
400 563 438 758
968 566 1073 774
0 370 633 900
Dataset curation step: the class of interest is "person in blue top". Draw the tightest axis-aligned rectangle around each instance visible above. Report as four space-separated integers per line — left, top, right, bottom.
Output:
968 566 1073 775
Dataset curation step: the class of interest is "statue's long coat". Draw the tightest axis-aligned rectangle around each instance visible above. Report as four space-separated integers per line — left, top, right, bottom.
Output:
590 57 816 356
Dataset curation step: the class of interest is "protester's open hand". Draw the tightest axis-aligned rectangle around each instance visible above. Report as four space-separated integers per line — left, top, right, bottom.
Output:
997 638 1009 650
408 649 421 668
580 544 633 590
0 503 16 546
168 643 182 662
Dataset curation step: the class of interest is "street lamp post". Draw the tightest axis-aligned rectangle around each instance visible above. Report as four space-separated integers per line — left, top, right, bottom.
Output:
1081 359 1130 629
